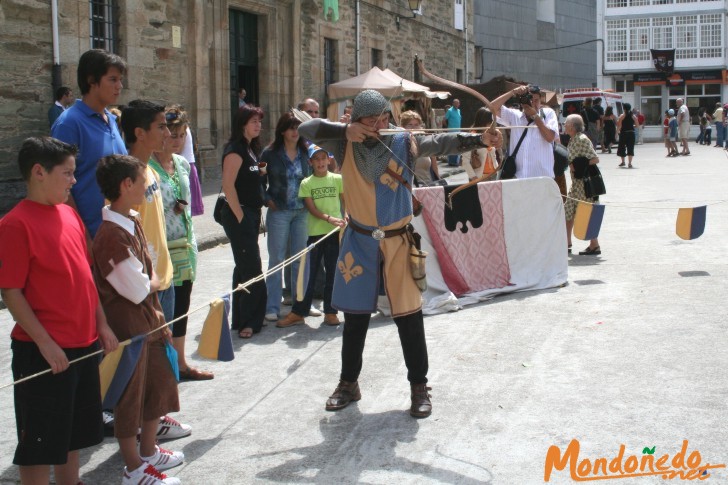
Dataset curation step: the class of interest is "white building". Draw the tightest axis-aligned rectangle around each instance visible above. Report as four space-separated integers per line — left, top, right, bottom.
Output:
597 0 727 138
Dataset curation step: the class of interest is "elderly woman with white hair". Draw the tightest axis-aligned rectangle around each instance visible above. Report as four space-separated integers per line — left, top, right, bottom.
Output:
563 113 601 256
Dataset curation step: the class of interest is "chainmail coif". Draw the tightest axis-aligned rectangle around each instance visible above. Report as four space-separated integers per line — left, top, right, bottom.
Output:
350 89 399 183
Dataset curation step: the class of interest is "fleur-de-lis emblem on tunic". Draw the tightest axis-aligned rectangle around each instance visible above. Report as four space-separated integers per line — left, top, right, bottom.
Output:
338 252 363 283
379 159 402 191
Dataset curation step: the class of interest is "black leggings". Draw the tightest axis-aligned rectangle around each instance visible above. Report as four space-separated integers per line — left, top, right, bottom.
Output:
172 280 193 338
340 311 428 384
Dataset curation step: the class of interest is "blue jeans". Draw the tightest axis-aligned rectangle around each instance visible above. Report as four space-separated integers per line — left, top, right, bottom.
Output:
715 122 726 147
265 208 308 315
157 286 175 324
291 235 340 315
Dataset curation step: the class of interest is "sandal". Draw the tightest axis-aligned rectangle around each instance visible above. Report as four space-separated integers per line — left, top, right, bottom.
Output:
628 164 633 168
179 366 214 381
618 162 625 167
238 327 254 339
578 246 601 256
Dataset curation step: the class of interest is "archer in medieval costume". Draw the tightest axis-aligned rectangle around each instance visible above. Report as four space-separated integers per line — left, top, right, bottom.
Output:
298 89 502 418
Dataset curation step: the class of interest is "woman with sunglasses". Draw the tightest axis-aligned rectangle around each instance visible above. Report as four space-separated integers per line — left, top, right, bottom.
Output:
149 106 213 379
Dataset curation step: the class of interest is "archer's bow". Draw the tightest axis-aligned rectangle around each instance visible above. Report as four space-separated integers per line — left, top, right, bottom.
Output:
415 55 501 209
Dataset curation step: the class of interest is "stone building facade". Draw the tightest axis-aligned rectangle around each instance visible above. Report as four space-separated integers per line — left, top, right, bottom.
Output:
0 0 473 214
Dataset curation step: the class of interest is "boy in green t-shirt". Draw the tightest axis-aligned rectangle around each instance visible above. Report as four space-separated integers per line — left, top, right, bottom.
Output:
277 145 345 328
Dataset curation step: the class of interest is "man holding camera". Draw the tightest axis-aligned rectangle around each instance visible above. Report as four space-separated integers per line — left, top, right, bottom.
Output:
491 85 559 179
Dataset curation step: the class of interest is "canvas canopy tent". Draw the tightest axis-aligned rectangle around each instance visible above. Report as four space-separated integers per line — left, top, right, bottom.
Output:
325 66 449 122
381 69 449 100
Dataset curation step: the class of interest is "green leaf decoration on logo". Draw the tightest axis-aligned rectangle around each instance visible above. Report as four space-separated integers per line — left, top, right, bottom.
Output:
642 446 656 455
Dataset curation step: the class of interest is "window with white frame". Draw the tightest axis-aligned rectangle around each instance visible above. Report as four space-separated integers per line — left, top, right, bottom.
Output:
454 0 464 31
700 14 722 58
675 16 698 59
607 19 627 62
606 14 723 64
652 17 673 49
630 0 649 6
607 0 627 7
630 18 650 61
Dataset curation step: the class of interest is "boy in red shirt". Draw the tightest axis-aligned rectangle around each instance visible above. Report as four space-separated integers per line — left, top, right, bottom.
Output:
0 137 118 485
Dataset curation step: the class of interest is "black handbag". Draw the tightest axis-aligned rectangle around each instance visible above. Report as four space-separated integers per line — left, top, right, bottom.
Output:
553 143 569 175
583 165 606 198
213 190 227 225
500 120 532 180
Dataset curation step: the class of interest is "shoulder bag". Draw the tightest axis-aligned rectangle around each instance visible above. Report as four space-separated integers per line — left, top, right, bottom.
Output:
583 164 606 198
540 109 569 175
553 143 569 175
500 120 532 180
213 188 226 225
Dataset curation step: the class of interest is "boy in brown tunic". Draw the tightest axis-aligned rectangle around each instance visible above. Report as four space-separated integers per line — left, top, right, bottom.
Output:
93 154 183 485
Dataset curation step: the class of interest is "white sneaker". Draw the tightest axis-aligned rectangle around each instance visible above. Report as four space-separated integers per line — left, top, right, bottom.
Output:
122 463 180 485
156 416 191 441
142 445 184 471
308 306 322 317
264 313 279 322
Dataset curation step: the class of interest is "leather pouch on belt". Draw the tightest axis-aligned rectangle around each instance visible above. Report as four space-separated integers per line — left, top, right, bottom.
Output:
406 224 427 293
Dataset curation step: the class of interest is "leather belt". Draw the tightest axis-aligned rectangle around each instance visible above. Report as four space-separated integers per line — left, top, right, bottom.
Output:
349 221 408 241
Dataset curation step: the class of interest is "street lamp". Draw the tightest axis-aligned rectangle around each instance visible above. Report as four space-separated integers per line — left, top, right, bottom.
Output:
396 0 422 30
407 0 422 17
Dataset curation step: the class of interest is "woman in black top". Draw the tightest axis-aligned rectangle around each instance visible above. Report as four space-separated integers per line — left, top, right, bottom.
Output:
221 106 267 338
616 103 638 168
602 106 617 154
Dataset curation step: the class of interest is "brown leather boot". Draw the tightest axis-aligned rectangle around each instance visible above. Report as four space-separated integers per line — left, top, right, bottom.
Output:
410 383 432 418
325 380 361 411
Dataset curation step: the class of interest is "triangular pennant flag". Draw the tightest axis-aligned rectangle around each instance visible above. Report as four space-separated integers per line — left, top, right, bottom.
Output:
198 295 234 362
676 206 706 240
165 341 180 382
99 334 146 409
573 202 605 241
295 248 312 302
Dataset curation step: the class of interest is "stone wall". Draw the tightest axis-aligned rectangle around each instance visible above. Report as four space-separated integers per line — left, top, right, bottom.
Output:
300 0 474 103
0 0 472 214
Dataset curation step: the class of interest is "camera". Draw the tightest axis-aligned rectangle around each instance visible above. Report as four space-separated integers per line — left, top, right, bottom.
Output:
514 84 541 105
516 92 533 105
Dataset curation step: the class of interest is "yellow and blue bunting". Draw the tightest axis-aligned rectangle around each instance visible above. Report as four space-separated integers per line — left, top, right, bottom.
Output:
99 334 146 409
198 295 234 362
573 202 605 241
676 206 706 240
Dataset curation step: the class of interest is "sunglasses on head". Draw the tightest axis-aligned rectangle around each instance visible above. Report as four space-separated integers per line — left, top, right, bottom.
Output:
165 112 180 122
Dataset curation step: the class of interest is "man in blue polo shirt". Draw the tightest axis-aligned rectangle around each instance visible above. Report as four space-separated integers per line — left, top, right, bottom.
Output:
444 99 462 166
51 49 127 238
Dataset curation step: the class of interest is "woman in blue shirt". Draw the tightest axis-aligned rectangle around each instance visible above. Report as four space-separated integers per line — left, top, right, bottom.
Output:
261 113 312 322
